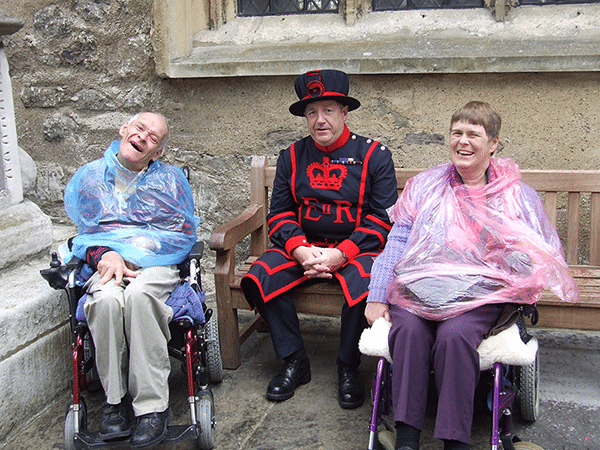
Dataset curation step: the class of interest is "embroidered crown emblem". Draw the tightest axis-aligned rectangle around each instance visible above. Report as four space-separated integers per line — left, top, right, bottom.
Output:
307 157 347 190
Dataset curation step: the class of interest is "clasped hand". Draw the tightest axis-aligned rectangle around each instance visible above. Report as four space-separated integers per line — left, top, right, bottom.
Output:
97 250 140 286
292 246 347 279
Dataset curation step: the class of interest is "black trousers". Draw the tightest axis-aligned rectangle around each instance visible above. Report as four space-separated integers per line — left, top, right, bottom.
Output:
246 281 368 366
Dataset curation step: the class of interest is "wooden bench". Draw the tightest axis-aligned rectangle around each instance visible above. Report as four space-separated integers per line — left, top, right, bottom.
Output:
209 155 600 369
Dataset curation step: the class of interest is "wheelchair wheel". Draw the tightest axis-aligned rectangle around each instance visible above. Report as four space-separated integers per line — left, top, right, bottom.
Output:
517 352 540 422
196 392 216 449
377 429 396 450
513 442 545 450
204 312 223 384
64 398 87 450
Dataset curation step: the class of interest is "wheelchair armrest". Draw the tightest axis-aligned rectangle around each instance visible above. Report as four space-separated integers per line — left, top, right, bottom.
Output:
40 252 84 290
177 241 204 279
189 241 204 261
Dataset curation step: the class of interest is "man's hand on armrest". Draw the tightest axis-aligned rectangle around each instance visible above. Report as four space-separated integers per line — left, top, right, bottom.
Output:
97 251 140 286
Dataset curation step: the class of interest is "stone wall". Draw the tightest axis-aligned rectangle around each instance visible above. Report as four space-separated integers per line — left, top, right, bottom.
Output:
1 0 600 276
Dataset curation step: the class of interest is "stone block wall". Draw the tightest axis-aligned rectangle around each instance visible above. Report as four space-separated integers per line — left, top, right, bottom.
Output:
0 254 71 442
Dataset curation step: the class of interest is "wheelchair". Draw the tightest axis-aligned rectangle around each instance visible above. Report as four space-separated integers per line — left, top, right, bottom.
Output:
41 240 223 450
361 306 543 450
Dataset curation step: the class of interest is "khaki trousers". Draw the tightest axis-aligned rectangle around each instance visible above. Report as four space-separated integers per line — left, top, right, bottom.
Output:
84 265 178 416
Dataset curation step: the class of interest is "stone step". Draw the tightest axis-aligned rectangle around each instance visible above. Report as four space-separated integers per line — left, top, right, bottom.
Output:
0 226 74 442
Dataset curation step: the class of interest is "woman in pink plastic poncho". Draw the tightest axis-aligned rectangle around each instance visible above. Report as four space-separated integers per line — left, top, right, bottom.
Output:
365 101 577 450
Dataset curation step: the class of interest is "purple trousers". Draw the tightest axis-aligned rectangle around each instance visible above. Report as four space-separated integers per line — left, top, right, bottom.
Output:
388 303 504 444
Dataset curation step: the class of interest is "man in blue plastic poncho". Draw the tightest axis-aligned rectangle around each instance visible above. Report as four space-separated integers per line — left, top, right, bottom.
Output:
64 112 200 448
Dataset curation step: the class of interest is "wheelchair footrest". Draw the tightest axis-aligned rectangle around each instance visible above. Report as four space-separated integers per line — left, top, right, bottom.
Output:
163 424 200 443
72 425 199 449
74 432 129 450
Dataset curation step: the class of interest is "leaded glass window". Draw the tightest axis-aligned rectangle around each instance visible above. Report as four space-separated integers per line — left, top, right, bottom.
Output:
373 0 482 10
373 0 597 9
239 0 338 16
239 0 598 16
520 0 597 4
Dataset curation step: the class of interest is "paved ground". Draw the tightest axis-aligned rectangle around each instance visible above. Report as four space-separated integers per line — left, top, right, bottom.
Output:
1 312 599 450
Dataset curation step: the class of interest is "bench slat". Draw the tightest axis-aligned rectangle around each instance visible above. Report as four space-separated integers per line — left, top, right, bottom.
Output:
541 192 558 226
591 192 600 265
566 192 581 265
520 170 600 192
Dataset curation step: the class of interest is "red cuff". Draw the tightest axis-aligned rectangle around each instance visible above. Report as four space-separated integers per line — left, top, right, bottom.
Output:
336 239 360 261
285 235 310 257
85 246 112 270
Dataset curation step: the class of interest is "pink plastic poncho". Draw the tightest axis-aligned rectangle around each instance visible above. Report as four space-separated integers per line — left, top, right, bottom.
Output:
386 158 578 321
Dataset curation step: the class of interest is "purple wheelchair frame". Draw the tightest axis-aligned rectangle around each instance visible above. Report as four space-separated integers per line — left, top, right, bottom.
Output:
367 315 540 450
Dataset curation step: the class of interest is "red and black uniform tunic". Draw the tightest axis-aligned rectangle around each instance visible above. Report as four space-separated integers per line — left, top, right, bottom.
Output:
241 125 398 309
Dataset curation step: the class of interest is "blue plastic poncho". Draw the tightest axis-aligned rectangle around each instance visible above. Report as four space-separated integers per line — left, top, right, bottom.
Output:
386 158 578 321
64 141 200 267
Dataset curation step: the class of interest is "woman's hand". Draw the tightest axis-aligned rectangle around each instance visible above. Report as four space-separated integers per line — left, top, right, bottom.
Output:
365 302 391 326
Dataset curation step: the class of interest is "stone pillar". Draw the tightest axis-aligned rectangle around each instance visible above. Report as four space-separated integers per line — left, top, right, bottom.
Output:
0 12 52 269
0 42 22 208
0 12 24 208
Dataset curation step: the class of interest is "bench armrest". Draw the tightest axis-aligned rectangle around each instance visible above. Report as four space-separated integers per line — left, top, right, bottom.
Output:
208 204 265 252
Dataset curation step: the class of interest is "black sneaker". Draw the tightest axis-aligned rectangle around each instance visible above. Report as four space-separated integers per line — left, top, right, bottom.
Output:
131 408 173 448
98 401 132 441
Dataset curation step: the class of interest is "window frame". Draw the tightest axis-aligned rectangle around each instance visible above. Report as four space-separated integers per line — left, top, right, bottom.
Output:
152 0 600 78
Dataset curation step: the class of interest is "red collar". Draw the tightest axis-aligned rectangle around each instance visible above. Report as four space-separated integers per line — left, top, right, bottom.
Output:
314 125 351 153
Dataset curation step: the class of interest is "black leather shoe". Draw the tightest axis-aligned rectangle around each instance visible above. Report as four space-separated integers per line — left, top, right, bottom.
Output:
130 408 173 448
98 401 132 441
266 354 311 401
338 365 365 409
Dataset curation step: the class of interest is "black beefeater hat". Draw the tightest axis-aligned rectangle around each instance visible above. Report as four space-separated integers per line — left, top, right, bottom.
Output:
289 69 361 117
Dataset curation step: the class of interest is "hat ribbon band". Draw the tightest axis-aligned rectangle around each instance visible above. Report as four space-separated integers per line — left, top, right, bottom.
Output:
302 91 346 100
